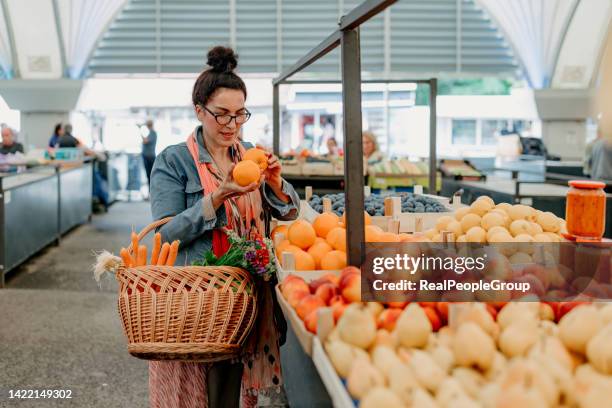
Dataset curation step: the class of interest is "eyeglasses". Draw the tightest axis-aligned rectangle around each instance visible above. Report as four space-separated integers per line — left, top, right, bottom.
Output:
202 105 251 125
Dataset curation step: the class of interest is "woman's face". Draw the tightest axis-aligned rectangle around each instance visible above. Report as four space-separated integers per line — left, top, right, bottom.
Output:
327 139 337 151
196 88 246 148
363 136 375 157
58 128 65 136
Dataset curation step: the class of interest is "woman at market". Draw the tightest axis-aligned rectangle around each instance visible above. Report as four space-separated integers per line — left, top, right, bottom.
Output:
149 46 299 408
362 130 385 165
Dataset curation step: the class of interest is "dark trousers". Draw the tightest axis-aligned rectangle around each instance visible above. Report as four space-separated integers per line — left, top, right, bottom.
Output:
207 361 244 407
142 154 155 186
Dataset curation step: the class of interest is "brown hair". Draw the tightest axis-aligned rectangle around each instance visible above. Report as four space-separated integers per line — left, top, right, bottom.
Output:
192 46 247 107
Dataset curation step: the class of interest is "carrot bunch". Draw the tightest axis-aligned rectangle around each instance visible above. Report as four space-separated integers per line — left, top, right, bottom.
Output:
120 232 180 267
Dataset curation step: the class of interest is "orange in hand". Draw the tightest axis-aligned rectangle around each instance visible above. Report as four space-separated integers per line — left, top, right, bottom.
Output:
243 148 268 171
233 160 261 186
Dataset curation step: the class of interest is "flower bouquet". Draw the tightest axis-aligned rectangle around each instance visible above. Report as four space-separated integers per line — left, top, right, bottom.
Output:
193 229 277 281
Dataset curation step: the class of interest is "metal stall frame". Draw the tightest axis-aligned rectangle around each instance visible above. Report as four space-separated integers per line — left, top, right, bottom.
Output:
272 0 438 266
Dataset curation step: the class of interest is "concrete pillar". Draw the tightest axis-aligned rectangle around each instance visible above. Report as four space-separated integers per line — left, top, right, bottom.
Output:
0 79 83 149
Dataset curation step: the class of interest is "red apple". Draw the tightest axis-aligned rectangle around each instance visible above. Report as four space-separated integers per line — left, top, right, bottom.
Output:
423 307 442 332
314 283 338 305
296 295 325 320
377 308 402 331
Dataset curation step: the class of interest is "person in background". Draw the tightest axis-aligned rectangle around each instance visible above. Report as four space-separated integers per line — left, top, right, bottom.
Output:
57 124 81 148
362 130 384 165
588 131 612 182
141 119 157 186
0 127 24 154
49 123 64 148
325 137 340 158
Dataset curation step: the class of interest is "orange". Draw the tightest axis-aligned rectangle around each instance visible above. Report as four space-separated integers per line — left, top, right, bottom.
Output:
326 227 346 252
341 211 372 226
275 239 291 258
288 220 317 249
313 212 340 238
271 224 289 241
233 160 261 186
314 237 326 245
365 225 383 242
307 241 333 269
321 250 347 270
283 246 315 270
243 148 268 170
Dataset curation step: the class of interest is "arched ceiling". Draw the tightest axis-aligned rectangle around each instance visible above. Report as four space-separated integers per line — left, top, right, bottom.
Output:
0 0 610 89
0 0 126 79
87 0 519 77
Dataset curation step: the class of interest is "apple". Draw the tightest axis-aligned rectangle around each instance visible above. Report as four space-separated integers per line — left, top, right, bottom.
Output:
314 283 338 305
296 295 325 320
377 308 402 331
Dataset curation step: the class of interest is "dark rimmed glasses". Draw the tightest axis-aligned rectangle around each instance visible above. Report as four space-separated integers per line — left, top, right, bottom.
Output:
202 105 251 125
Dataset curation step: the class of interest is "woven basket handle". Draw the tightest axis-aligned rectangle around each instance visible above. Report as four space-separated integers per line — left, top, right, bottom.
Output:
127 217 173 252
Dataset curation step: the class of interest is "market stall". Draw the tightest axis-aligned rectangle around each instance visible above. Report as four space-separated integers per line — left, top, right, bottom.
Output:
0 159 94 286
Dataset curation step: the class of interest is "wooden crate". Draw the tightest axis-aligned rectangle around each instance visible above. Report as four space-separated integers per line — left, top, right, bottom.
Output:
312 337 356 408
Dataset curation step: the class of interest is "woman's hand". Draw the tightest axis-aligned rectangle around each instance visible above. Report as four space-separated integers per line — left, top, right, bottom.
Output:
264 152 283 191
212 164 264 209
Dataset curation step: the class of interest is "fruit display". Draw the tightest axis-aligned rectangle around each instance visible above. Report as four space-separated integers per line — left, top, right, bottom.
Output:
424 195 568 245
308 192 448 217
439 159 484 180
318 300 612 407
367 159 428 177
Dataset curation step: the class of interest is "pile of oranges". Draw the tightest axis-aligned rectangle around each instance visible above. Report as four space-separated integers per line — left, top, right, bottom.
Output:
272 212 425 271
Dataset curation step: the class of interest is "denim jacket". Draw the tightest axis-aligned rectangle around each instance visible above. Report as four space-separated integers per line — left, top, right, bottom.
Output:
150 126 300 266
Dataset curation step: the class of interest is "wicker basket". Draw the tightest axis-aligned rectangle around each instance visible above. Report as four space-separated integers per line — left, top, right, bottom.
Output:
117 217 258 362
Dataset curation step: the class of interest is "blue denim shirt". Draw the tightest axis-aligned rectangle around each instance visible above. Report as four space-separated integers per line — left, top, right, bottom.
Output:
150 126 300 266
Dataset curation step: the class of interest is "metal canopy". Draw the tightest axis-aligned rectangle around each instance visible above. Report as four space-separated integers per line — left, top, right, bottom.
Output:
272 0 439 266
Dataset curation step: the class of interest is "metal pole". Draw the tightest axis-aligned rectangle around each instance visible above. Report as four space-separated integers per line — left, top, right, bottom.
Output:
429 78 437 194
273 84 280 156
341 28 365 267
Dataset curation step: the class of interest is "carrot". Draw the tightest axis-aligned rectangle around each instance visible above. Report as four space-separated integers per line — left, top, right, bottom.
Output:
120 247 132 267
166 240 180 266
157 243 171 265
150 232 162 265
130 231 139 266
136 245 147 266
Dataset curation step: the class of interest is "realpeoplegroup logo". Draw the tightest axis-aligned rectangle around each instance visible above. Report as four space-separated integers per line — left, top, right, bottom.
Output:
361 241 612 302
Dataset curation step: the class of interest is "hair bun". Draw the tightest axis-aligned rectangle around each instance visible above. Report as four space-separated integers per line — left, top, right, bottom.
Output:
207 46 238 73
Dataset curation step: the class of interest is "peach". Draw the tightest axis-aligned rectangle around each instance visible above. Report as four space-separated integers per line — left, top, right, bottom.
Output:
341 266 360 279
287 289 310 308
315 283 339 305
309 275 340 293
331 299 348 322
281 277 309 299
296 295 325 320
423 307 442 332
377 308 402 331
340 272 361 303
304 310 318 334
386 301 409 309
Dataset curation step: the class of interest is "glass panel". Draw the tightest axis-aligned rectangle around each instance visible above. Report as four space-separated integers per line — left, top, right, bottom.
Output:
451 119 476 145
